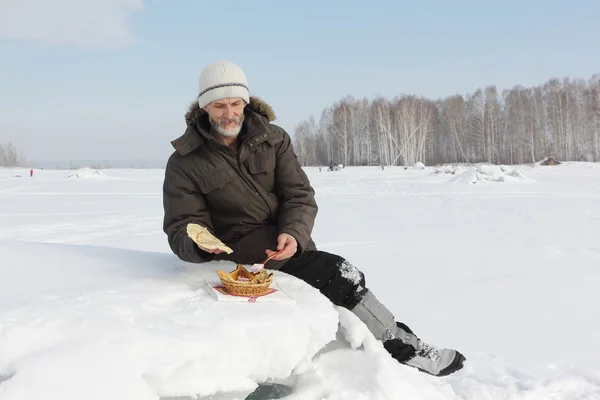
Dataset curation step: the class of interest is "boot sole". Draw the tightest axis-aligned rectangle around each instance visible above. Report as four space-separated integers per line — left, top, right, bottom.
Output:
437 351 466 377
405 351 466 377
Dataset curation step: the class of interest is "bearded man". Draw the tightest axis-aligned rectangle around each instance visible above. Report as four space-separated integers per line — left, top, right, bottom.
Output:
162 60 465 377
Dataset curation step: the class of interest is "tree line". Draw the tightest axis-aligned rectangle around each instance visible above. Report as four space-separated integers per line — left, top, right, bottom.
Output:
293 74 600 166
0 142 26 167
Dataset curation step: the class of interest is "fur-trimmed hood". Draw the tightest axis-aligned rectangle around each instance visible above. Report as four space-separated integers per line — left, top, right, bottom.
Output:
171 96 277 156
184 96 276 125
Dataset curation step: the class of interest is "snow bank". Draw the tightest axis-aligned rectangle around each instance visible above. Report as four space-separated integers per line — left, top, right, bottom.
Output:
0 241 337 399
65 168 107 179
449 164 528 184
0 241 457 400
536 157 562 166
3 165 600 399
0 168 29 179
431 164 461 175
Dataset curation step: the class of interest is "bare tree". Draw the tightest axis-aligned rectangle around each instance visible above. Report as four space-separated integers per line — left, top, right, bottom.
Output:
294 120 312 166
369 98 393 166
589 75 600 161
0 142 26 167
440 95 470 163
293 73 600 166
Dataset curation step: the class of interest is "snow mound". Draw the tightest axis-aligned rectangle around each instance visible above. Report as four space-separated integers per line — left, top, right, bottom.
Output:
432 165 462 175
449 165 528 184
0 241 460 400
65 168 107 179
537 157 562 166
413 162 426 170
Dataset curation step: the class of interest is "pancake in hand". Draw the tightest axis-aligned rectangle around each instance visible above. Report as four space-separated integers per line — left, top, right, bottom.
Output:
186 223 233 254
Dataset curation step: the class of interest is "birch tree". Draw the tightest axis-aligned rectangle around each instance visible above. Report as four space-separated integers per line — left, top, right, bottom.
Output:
293 73 600 166
0 142 25 167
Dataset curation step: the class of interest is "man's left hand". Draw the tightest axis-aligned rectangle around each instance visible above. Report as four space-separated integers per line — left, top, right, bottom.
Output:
266 233 297 261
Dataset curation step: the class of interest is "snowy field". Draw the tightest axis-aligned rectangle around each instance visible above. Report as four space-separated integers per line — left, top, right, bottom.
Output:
1 162 599 400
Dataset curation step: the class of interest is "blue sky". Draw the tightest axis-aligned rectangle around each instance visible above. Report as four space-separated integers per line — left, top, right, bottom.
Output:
1 0 599 163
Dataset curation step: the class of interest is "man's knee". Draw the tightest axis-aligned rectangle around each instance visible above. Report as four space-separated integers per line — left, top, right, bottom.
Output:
322 254 368 309
337 258 367 290
280 251 368 309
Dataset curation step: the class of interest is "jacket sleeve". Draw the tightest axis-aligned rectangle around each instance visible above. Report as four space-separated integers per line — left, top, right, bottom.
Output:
162 154 215 263
272 126 318 255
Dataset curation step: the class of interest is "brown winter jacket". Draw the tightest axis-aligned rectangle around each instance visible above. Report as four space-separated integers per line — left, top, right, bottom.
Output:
162 97 318 269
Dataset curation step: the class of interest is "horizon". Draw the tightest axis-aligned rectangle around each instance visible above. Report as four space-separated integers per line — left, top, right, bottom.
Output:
1 0 599 162
4 156 582 171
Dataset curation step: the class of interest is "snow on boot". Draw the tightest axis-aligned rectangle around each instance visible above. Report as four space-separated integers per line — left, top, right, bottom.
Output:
384 322 465 376
402 334 466 377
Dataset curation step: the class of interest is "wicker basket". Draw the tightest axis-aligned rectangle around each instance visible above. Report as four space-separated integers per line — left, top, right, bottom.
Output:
217 264 274 297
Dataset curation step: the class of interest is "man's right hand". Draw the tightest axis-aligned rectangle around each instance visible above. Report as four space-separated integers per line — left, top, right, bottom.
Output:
187 223 233 254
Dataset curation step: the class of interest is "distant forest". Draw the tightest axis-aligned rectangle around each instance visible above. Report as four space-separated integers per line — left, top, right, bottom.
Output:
293 74 600 167
0 143 25 167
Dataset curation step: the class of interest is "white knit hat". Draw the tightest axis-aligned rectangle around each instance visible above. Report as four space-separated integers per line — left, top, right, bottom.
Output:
197 60 250 108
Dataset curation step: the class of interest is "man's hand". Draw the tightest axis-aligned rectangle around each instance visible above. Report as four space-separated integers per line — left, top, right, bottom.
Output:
187 223 232 255
265 233 297 261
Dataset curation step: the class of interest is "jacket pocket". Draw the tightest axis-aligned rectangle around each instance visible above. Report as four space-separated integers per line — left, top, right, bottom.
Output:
196 167 237 193
246 152 276 194
246 153 276 174
196 168 241 212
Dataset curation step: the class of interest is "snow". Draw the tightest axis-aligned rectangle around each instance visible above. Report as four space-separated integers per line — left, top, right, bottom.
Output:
1 163 600 399
338 260 363 288
439 164 529 184
65 168 108 179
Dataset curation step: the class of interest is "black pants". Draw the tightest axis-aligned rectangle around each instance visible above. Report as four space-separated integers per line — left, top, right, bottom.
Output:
279 250 369 309
280 250 418 362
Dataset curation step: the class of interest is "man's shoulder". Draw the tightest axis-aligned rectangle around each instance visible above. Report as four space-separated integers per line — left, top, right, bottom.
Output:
166 144 210 168
165 149 188 172
170 123 207 157
264 123 290 145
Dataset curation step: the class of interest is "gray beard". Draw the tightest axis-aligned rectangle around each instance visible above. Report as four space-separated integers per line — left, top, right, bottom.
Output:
214 123 242 137
210 115 244 138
